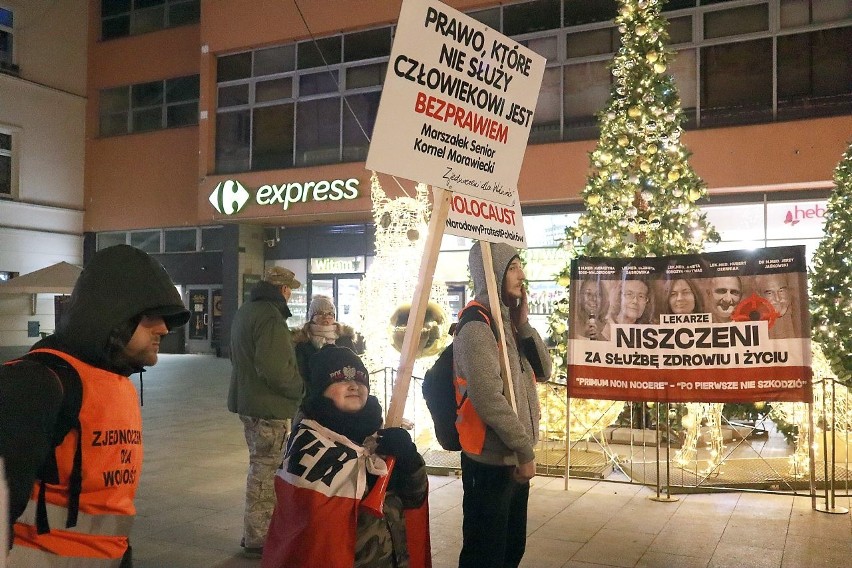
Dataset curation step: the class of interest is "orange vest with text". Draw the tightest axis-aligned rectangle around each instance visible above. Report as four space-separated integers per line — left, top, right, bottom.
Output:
11 348 143 566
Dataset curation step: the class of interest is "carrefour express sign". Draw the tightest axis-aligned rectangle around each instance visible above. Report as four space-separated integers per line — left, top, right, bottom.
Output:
209 178 360 216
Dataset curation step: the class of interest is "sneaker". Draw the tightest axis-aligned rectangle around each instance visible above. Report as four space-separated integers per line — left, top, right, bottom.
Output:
240 537 263 559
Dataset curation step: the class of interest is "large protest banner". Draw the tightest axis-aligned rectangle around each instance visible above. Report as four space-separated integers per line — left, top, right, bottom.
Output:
365 0 545 204
365 0 545 248
567 246 812 403
369 0 546 423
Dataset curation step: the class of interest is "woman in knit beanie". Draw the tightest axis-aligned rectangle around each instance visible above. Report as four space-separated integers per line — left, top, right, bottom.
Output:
293 295 364 380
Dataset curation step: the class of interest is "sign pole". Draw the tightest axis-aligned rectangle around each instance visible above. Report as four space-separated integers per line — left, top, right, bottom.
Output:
385 186 452 427
480 241 517 414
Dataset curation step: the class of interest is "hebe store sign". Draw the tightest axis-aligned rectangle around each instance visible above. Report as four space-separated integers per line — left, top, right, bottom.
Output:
209 178 360 216
767 200 827 239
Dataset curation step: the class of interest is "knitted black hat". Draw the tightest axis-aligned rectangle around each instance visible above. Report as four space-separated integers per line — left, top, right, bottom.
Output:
306 345 370 404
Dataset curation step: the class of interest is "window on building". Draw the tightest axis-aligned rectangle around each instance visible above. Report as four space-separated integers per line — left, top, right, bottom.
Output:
777 27 852 119
215 26 389 173
701 38 773 126
201 226 224 251
780 0 851 27
164 228 197 252
99 75 199 136
504 0 561 36
0 7 13 73
703 3 768 39
97 232 128 250
213 0 852 169
0 129 15 199
530 67 562 143
101 0 200 41
130 230 161 253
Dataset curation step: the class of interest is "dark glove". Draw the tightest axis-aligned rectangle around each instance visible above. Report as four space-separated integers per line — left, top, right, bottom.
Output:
376 427 421 473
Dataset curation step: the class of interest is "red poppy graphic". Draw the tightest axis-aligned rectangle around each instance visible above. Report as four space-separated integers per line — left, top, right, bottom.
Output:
731 293 780 328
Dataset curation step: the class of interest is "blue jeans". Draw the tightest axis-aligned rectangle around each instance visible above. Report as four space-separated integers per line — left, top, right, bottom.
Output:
459 453 530 568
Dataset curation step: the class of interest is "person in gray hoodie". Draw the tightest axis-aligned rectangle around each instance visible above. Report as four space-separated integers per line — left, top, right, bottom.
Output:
453 241 552 568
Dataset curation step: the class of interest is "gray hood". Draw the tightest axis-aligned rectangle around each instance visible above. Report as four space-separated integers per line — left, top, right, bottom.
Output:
469 241 520 313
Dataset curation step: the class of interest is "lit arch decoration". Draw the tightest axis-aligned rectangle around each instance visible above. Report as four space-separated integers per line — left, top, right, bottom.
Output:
359 173 450 432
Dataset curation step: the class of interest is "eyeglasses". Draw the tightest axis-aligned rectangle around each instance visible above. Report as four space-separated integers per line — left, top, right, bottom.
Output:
623 291 648 303
313 311 335 318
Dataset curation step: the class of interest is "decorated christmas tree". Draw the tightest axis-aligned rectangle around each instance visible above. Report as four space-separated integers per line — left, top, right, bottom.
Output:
547 0 719 371
543 0 720 442
810 141 852 387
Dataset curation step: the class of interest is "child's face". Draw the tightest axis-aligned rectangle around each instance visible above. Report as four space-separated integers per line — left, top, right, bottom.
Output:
324 380 368 413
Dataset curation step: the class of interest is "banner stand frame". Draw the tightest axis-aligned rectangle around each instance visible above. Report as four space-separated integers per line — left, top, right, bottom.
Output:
649 402 679 503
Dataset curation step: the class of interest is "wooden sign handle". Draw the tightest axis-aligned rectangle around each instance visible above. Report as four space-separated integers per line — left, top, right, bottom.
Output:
480 242 517 414
385 186 452 427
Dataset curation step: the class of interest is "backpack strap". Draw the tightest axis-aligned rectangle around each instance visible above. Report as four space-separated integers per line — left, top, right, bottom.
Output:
455 301 498 340
20 351 84 532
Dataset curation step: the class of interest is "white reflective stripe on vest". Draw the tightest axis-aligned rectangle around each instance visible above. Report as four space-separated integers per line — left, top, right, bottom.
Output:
7 545 124 567
17 499 134 537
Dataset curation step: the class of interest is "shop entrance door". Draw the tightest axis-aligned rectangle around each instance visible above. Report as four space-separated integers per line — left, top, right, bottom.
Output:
186 287 223 354
308 276 362 329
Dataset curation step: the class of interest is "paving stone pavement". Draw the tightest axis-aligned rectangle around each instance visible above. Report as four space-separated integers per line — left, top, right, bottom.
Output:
118 355 852 567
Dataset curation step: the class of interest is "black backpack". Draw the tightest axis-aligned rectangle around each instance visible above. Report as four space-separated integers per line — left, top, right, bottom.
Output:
422 302 497 451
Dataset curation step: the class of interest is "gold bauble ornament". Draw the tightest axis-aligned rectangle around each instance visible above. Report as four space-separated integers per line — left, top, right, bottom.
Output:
600 152 613 164
688 188 702 201
628 107 642 118
654 62 667 73
636 24 648 36
647 144 658 154
388 301 449 358
618 136 629 146
667 170 681 182
640 161 651 173
587 194 601 206
646 51 658 63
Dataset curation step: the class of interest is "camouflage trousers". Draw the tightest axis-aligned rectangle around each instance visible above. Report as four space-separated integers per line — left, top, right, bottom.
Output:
239 415 290 549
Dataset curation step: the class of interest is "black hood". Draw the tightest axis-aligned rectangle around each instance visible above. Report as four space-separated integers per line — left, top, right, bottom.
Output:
46 245 189 373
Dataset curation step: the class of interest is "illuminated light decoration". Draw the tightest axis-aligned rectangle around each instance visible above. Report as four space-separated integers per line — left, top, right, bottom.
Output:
359 173 449 437
548 0 719 445
675 403 725 475
771 343 851 478
811 141 852 388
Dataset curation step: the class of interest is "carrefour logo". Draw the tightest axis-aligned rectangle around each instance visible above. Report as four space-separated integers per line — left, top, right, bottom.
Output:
209 180 250 215
209 178 360 215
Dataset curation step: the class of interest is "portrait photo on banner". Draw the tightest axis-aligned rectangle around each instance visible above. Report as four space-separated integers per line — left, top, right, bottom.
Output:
567 246 811 404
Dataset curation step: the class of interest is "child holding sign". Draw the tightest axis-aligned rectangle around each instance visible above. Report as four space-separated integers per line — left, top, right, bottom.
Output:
262 345 428 568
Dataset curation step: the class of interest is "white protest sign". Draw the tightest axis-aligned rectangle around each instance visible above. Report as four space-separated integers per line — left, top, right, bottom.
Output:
366 0 546 205
445 191 527 247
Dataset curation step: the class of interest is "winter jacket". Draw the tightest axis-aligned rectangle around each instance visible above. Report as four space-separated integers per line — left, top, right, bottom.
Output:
263 418 427 568
292 323 362 381
228 281 304 419
452 241 552 467
1 244 189 560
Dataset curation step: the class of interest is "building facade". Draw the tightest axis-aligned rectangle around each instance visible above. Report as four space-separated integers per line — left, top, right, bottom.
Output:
0 0 88 349
4 0 850 354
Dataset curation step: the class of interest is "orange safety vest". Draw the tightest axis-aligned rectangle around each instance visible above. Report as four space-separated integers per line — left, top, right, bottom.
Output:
453 301 494 455
10 348 143 566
